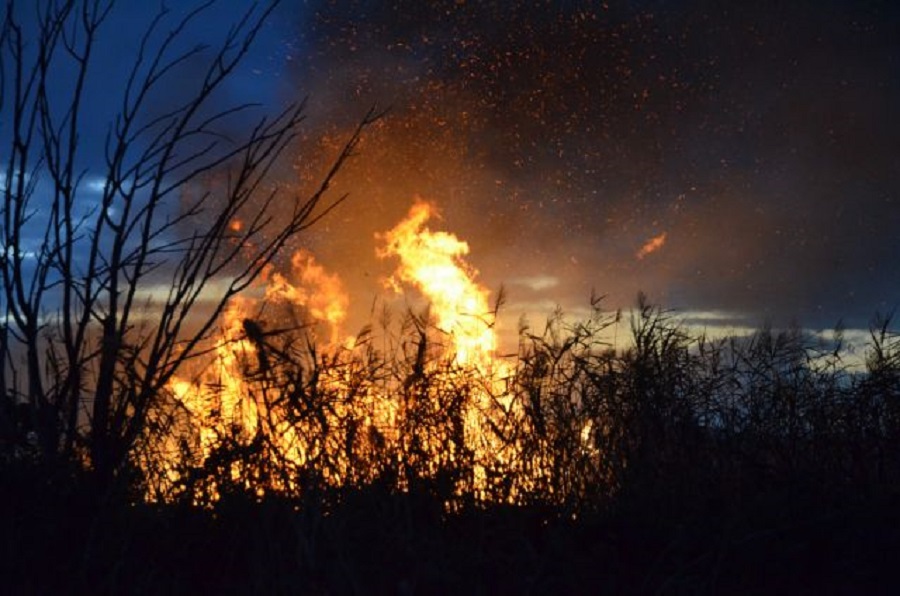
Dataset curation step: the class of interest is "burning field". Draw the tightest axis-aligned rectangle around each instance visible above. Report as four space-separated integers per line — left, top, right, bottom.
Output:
144 198 615 507
3 1 899 592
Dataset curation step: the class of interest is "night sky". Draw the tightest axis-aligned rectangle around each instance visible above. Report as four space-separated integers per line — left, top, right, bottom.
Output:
10 0 900 337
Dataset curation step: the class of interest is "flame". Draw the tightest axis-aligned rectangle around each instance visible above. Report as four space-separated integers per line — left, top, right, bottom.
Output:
636 231 667 259
158 254 350 499
377 199 496 367
376 199 519 497
151 199 552 505
265 249 349 344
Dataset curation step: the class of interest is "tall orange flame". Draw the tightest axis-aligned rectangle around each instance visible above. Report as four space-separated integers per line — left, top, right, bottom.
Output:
377 200 497 367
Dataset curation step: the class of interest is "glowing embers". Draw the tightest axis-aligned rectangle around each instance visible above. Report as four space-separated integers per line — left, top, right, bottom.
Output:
636 231 667 260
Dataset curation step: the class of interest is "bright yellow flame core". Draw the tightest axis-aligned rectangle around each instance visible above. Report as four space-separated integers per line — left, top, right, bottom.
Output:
378 200 496 367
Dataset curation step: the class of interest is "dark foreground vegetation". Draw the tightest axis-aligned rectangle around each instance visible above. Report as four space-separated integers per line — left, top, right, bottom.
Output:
3 300 900 595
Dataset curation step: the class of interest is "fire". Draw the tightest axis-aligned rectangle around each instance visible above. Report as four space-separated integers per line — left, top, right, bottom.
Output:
376 200 517 497
377 200 496 367
265 249 349 344
636 231 667 259
155 296 265 498
157 255 351 499
151 198 547 505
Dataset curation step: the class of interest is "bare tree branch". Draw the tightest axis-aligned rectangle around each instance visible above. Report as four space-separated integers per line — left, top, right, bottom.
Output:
0 0 375 488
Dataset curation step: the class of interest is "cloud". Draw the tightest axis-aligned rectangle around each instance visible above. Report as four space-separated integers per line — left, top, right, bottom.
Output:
509 275 559 292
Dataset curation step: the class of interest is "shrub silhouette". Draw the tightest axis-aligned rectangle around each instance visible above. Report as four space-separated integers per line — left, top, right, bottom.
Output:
4 291 900 592
129 293 900 523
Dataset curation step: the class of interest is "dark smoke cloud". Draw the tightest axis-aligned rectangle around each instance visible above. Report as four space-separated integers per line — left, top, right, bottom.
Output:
277 0 899 331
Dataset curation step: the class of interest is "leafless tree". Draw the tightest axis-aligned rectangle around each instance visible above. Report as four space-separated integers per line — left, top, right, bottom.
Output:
0 0 375 489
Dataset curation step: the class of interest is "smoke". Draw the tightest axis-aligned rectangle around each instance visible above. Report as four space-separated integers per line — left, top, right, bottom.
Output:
8 1 893 332
273 1 898 331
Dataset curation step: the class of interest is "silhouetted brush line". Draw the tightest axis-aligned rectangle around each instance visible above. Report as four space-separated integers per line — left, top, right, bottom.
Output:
113 294 899 519
3 279 898 525
3 296 900 592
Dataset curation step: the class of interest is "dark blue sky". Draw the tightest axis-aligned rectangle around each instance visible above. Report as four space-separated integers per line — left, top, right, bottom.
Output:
7 0 900 333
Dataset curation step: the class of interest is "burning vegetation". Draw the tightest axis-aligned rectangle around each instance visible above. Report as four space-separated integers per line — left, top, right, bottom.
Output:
144 199 615 508
3 2 900 592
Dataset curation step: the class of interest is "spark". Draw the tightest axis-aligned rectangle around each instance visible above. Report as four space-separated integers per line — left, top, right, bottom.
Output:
636 231 667 260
